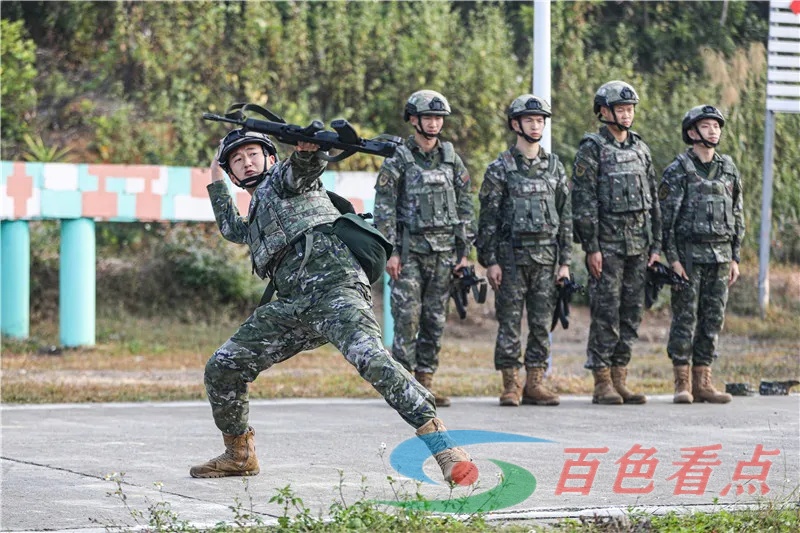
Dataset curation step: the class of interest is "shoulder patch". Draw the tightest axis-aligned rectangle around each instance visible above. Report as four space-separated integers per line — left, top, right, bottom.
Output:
575 163 587 177
658 183 670 201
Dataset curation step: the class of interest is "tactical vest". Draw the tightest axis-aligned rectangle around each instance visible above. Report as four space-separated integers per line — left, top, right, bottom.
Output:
677 152 736 242
499 150 560 244
583 132 652 214
395 142 460 234
247 187 341 279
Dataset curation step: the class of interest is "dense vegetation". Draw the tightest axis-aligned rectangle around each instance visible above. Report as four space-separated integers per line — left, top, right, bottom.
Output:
2 1 798 314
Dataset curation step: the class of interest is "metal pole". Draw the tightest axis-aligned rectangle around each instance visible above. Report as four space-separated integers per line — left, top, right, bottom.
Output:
382 272 393 348
1 220 30 339
758 110 776 318
534 0 554 373
533 0 552 152
60 218 96 347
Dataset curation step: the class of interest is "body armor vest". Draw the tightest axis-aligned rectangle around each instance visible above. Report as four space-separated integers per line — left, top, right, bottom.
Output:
499 150 560 244
676 152 736 242
583 132 652 214
395 142 460 234
247 187 341 279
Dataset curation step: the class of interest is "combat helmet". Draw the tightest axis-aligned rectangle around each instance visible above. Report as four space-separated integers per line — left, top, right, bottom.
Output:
594 80 639 130
404 90 451 121
218 129 278 189
682 105 725 147
507 94 551 143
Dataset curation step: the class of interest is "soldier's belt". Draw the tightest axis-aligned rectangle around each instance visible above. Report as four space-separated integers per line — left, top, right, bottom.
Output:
512 236 556 248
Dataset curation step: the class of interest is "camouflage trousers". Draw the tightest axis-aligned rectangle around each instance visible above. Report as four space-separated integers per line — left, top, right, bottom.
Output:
494 261 557 370
585 251 648 369
204 282 436 435
667 262 729 367
390 250 454 374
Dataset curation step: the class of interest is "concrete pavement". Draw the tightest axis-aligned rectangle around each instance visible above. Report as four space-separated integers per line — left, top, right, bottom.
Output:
2 394 798 531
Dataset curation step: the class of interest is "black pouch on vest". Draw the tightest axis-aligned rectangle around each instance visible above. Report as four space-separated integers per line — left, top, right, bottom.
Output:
322 191 393 284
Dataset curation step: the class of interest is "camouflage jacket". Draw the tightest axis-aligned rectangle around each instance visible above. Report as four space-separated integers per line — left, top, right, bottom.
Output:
571 126 662 257
659 149 745 265
208 151 368 289
477 146 572 267
373 136 475 258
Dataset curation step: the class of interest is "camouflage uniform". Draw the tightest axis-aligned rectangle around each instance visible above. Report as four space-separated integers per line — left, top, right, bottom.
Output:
478 145 572 370
206 150 437 435
374 136 474 374
572 125 662 369
660 148 744 366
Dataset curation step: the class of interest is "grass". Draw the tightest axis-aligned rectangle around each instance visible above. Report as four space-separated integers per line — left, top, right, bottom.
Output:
95 472 799 532
3 303 799 404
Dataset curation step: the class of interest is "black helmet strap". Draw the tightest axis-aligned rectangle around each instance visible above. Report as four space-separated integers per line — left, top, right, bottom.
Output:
412 115 441 140
599 105 630 131
691 123 719 149
229 144 271 189
513 116 543 144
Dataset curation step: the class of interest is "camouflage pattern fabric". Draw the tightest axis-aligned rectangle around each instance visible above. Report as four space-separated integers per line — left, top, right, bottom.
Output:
477 146 572 267
493 262 557 370
666 262 729 366
477 146 572 370
389 250 454 374
374 136 474 256
584 251 648 369
374 136 474 374
208 151 343 280
659 149 745 266
572 126 661 370
660 148 744 368
572 126 661 257
205 152 436 435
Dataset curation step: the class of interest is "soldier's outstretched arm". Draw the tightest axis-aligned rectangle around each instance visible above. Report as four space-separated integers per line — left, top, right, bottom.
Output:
278 144 328 195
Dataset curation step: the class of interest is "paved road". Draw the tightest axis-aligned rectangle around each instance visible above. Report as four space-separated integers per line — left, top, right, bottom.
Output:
2 395 798 531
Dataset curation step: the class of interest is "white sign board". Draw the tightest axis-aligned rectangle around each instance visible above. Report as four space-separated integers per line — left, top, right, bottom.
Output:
767 1 800 113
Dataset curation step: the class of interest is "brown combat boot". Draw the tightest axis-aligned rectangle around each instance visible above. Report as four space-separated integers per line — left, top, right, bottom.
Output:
673 365 693 404
499 368 522 406
415 371 451 407
416 418 478 486
692 365 732 404
190 426 260 478
592 368 623 405
521 367 560 406
610 366 647 404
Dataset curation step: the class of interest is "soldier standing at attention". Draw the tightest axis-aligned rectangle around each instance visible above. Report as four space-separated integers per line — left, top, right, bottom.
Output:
477 95 572 407
374 90 475 407
190 127 476 486
659 105 743 404
572 81 662 405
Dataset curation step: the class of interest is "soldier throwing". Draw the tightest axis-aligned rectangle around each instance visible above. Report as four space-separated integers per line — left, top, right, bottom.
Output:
190 127 477 486
477 95 571 407
374 90 475 407
659 105 744 404
572 81 662 405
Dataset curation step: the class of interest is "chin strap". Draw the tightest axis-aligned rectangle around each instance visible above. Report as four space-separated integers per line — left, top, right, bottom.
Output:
414 123 440 140
231 154 269 189
691 125 719 148
514 118 542 144
598 107 630 131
